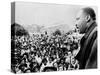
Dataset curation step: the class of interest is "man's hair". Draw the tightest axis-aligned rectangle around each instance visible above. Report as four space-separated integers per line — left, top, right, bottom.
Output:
82 7 96 20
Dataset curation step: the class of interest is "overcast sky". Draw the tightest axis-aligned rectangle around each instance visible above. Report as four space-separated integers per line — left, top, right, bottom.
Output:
11 2 97 28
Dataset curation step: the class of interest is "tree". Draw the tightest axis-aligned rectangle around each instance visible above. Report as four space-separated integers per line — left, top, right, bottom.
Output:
11 23 29 37
53 29 61 36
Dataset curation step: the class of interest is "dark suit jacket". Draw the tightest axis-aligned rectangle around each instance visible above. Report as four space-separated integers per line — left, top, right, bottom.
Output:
75 22 97 69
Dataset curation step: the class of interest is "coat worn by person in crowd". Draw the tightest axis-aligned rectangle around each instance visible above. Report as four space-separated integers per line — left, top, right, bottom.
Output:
75 21 97 69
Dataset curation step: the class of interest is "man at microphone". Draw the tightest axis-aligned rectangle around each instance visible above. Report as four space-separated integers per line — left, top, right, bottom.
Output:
75 7 97 69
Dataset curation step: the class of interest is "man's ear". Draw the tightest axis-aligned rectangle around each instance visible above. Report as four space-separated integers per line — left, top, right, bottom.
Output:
85 15 91 22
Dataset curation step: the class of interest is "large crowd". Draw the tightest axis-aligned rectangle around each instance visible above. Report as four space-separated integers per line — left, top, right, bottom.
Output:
11 30 82 73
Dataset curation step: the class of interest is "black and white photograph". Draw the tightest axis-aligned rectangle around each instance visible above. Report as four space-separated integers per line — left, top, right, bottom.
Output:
11 2 97 73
